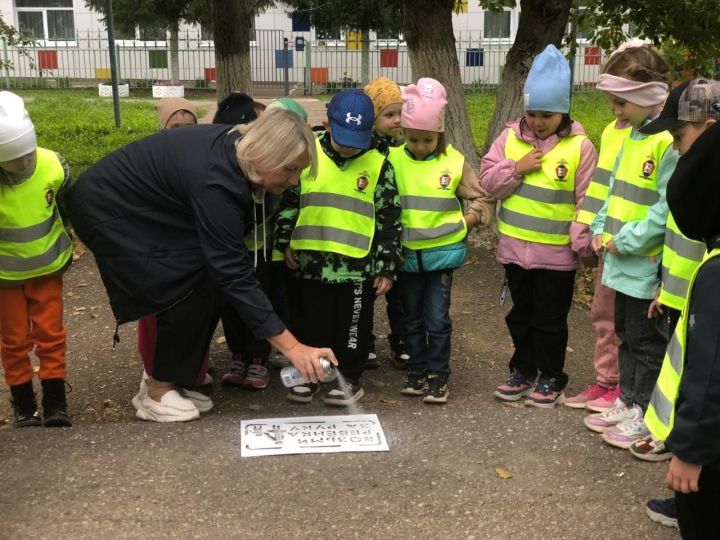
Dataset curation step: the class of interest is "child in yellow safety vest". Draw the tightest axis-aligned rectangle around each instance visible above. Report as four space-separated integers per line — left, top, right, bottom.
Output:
274 89 402 406
621 79 719 530
363 77 410 370
565 116 631 411
584 42 680 449
480 45 598 409
0 91 73 427
646 120 720 540
391 77 495 404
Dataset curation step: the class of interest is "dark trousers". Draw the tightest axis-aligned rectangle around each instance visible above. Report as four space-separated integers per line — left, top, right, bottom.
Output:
668 306 681 337
398 270 454 375
385 284 406 348
221 255 285 361
295 278 375 383
504 264 575 389
153 277 221 387
615 292 669 410
675 467 720 540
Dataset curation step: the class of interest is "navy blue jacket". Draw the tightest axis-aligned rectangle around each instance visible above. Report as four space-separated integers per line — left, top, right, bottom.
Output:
66 124 285 340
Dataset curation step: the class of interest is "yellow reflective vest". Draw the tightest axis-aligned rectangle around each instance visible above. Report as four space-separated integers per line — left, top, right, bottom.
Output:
602 131 673 255
389 144 467 250
290 139 385 258
658 212 705 311
0 148 72 284
646 247 718 442
576 121 630 225
498 129 585 245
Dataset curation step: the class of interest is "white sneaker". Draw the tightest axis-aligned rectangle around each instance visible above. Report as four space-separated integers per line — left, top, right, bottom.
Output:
602 406 650 449
178 388 214 413
196 373 214 387
135 389 200 422
583 397 634 432
131 373 149 411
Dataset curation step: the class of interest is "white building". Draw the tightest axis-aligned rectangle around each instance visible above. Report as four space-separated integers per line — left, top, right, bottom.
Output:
0 1 604 89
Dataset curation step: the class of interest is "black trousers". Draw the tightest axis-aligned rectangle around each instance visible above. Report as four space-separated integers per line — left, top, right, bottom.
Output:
221 256 286 361
676 466 720 540
668 306 681 336
153 277 221 386
504 264 576 389
295 278 375 383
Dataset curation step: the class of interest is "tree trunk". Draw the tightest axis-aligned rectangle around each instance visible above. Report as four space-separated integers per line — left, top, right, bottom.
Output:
213 0 252 99
169 23 180 84
481 0 572 154
402 0 479 168
360 29 370 84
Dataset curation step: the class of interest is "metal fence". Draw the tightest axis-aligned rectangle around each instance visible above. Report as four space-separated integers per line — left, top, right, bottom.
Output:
0 29 606 93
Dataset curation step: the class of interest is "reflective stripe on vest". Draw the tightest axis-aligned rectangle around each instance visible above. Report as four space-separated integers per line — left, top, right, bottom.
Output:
290 139 384 258
388 144 467 250
576 121 630 225
602 131 673 256
658 212 705 311
646 248 719 442
0 148 72 283
498 129 585 245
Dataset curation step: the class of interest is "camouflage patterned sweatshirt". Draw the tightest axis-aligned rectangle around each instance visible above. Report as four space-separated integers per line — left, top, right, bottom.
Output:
274 132 402 283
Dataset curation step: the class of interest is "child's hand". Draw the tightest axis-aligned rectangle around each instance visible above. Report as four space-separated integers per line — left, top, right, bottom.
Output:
648 290 664 318
284 247 299 270
605 239 620 255
591 235 604 254
464 213 478 231
666 456 702 494
514 148 543 176
374 276 393 296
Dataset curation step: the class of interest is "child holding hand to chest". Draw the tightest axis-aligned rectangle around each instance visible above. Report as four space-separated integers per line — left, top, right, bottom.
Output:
480 45 598 409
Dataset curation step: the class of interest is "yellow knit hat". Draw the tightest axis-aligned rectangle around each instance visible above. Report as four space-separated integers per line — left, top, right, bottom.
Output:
364 77 403 118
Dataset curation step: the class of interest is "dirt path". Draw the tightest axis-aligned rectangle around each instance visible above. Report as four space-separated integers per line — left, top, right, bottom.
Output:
0 237 678 539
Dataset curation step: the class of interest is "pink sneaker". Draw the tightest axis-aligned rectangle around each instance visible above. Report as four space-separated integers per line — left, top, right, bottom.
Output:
564 383 610 409
583 397 634 432
221 354 247 386
244 358 270 390
601 406 649 449
586 386 622 413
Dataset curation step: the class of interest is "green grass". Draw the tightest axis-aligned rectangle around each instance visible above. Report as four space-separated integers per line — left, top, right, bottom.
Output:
467 91 613 150
16 89 613 177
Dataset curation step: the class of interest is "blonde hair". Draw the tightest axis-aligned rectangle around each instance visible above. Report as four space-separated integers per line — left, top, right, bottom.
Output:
602 44 672 85
234 108 317 183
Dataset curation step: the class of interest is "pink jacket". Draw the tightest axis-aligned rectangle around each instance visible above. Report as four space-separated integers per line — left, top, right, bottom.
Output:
480 119 598 271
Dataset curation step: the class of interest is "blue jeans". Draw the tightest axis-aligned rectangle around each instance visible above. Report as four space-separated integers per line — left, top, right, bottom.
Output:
397 270 453 375
614 292 669 410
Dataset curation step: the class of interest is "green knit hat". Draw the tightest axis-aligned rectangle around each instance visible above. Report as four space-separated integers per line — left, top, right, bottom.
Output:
267 97 308 122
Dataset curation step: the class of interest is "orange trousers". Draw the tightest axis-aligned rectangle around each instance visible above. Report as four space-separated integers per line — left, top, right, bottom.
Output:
0 275 66 386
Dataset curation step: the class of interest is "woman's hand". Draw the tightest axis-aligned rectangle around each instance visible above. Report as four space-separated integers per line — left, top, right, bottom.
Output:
284 247 299 270
514 148 543 176
374 276 393 296
666 456 702 494
285 343 338 383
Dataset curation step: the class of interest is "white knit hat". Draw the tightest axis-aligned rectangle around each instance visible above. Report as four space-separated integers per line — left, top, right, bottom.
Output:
0 91 36 162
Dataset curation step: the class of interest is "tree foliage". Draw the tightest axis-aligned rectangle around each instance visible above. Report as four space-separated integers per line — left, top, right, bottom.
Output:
283 0 402 34
577 0 720 76
0 16 36 70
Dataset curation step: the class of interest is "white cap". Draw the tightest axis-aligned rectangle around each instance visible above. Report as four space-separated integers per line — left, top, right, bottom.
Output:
0 91 37 162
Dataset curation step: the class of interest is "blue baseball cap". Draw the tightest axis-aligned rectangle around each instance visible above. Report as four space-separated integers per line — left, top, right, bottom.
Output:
326 89 374 149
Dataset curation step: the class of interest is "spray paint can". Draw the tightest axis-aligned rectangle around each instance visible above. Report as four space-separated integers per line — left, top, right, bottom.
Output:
280 358 336 387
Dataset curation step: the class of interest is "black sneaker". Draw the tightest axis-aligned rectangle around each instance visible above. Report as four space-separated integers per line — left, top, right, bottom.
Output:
645 498 678 529
401 371 427 396
423 373 449 404
9 381 42 428
391 340 410 370
41 379 72 427
286 382 319 403
323 380 364 406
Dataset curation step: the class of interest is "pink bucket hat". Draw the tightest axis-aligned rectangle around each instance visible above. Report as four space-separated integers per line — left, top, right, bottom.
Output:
401 77 447 132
